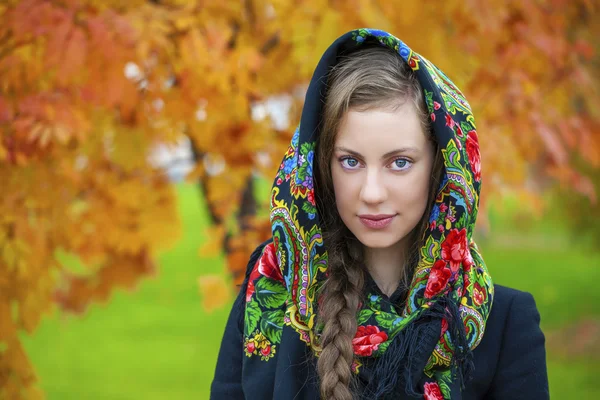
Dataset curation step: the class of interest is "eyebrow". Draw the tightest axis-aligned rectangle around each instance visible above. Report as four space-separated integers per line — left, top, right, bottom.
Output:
334 146 421 159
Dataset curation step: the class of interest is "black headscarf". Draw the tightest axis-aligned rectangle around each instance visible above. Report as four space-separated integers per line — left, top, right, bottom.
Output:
242 29 493 399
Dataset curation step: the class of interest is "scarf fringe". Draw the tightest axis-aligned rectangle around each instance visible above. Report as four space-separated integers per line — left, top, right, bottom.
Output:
445 296 475 391
360 296 474 399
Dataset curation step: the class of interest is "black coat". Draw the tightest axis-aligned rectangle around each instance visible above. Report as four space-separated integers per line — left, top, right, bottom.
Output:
211 251 550 400
212 29 549 399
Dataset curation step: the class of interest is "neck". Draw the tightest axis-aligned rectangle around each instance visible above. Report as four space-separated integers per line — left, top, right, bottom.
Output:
363 238 409 297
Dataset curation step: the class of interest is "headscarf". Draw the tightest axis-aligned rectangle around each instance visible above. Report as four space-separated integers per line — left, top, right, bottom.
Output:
243 29 493 399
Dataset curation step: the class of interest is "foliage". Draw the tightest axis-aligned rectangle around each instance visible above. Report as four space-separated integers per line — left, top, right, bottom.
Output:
554 156 600 253
20 184 600 399
1 0 599 397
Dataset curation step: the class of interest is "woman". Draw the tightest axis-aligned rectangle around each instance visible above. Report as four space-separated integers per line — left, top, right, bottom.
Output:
211 29 549 400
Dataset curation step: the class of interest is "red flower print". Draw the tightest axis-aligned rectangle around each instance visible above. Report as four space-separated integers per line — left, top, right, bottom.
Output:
307 190 316 206
445 114 454 128
441 318 449 336
441 228 470 273
352 325 388 357
434 101 441 110
463 273 471 291
276 177 283 185
257 243 282 281
430 113 436 122
473 282 486 306
424 382 444 400
455 137 462 150
456 125 463 137
246 341 256 354
246 279 256 303
246 243 282 302
425 260 452 299
463 252 474 272
466 130 481 182
258 243 283 281
261 345 271 357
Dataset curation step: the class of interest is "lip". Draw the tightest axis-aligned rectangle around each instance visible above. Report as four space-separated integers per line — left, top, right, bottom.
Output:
358 214 396 229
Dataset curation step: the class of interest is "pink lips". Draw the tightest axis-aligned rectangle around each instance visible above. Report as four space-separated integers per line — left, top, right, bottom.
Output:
358 214 396 229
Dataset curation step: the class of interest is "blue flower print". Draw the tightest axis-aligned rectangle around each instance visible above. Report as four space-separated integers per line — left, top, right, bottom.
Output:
367 29 390 38
429 204 440 223
398 42 411 60
283 158 295 175
306 150 314 176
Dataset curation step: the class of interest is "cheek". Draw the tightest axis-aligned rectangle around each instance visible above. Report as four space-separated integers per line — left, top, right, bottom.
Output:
394 170 432 211
410 152 435 205
331 167 358 215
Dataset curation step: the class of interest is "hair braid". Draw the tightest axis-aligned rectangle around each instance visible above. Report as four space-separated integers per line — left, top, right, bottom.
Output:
316 233 364 400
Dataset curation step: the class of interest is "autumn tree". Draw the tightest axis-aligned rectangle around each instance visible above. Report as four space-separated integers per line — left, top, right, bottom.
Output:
0 0 598 398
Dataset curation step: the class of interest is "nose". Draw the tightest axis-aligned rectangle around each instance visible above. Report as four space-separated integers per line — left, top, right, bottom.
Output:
359 168 387 205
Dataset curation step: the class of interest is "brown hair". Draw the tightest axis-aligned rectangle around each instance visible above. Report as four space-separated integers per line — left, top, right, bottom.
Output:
313 45 445 399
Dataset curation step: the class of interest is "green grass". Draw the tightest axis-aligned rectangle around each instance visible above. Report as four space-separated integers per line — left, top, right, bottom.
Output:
22 184 228 400
21 184 600 399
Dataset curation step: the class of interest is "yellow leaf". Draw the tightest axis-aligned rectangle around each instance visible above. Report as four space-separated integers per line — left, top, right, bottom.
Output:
199 224 225 257
197 274 231 313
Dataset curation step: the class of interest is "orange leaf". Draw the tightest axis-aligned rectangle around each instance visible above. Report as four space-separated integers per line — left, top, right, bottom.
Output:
197 274 231 313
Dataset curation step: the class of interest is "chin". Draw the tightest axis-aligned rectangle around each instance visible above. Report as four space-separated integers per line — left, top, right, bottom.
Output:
353 230 407 250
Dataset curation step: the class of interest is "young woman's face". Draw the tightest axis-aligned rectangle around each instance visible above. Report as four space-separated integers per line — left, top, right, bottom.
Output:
331 103 435 251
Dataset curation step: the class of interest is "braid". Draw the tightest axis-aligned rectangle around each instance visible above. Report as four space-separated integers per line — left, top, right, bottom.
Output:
316 234 364 399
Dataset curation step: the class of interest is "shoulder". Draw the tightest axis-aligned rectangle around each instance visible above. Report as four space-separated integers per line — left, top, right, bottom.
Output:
469 284 548 397
473 284 545 372
472 284 543 364
488 284 540 329
472 287 549 398
491 284 538 315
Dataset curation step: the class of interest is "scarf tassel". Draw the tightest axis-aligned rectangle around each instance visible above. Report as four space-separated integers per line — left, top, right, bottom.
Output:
444 296 475 391
360 296 474 399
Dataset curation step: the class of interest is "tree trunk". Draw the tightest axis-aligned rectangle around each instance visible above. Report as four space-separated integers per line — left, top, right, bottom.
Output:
189 139 221 226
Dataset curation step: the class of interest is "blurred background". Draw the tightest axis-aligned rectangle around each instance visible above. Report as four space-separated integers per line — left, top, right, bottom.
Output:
1 0 599 399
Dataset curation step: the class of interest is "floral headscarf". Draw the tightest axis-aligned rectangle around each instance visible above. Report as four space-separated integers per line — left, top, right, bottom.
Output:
242 29 493 399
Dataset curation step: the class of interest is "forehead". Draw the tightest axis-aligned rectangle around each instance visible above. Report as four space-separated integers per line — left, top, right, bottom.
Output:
334 104 427 153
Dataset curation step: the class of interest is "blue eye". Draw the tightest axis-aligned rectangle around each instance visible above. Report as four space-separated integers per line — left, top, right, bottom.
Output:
390 158 412 171
340 156 360 169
